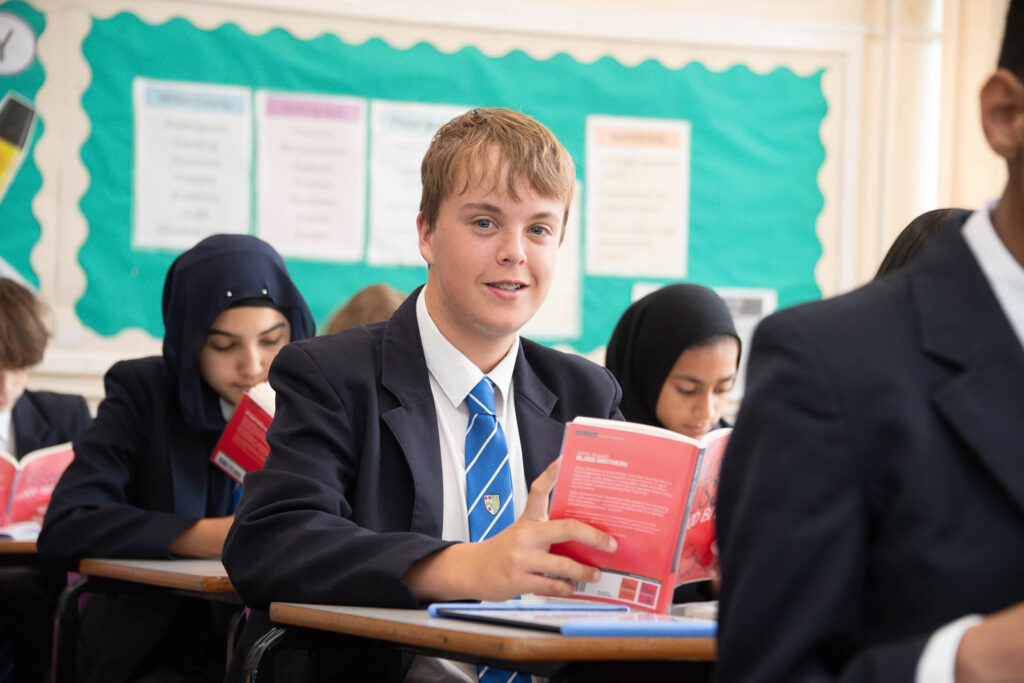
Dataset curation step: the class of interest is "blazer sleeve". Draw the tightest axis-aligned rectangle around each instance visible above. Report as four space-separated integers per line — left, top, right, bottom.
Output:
223 342 455 611
38 361 202 569
715 311 927 683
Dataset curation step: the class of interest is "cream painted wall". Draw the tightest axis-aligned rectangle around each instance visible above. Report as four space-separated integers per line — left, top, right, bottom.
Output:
20 0 1011 405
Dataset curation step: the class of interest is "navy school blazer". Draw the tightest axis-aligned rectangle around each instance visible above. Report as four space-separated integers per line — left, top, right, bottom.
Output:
715 214 1024 682
38 358 237 683
11 389 90 459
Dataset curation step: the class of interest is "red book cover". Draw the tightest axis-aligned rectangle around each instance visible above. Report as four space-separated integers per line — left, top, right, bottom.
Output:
210 382 275 484
548 417 730 613
0 442 75 528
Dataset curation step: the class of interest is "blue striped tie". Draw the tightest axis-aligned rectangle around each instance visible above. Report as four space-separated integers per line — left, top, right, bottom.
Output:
464 378 530 683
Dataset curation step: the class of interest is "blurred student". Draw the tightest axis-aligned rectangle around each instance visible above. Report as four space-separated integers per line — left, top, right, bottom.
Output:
716 3 1024 681
606 283 739 440
876 208 971 278
223 108 621 682
38 234 314 683
324 283 405 334
0 278 90 683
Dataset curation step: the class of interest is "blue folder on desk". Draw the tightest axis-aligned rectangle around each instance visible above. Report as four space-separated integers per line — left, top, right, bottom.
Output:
428 601 716 637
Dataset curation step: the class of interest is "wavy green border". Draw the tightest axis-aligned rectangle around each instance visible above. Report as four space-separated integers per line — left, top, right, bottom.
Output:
78 13 825 347
0 0 46 287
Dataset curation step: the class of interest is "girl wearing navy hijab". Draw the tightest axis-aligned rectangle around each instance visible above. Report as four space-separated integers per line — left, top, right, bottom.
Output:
606 283 740 439
39 234 314 683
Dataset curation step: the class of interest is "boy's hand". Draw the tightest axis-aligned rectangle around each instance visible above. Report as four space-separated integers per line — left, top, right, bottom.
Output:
955 601 1024 683
404 459 617 602
169 515 235 558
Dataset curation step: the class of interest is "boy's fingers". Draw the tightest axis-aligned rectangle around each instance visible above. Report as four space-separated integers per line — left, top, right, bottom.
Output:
522 458 561 520
537 517 617 553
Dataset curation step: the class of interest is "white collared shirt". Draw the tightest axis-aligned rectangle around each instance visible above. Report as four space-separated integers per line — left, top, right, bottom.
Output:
406 287 530 683
915 201 1024 683
0 409 13 456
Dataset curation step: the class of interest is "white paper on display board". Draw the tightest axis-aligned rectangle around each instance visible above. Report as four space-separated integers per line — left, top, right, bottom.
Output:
522 184 582 340
712 287 777 397
585 115 691 278
256 91 367 261
133 79 252 250
367 100 469 266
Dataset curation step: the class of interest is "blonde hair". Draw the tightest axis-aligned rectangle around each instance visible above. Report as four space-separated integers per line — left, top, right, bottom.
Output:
324 284 406 335
419 108 575 241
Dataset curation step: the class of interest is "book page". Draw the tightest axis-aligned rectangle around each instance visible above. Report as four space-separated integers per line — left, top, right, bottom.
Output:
675 430 730 585
210 392 274 483
0 453 16 525
7 443 73 525
550 421 700 612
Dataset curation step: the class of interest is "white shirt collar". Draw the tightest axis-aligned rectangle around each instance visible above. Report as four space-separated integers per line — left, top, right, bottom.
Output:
219 398 236 422
416 286 518 410
962 200 1024 350
0 409 11 454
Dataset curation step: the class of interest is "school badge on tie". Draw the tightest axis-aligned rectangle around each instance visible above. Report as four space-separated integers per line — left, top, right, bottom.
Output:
483 494 501 516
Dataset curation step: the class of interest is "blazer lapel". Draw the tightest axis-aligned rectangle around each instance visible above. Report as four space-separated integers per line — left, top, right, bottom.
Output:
512 346 566 484
913 227 1024 516
12 393 48 458
380 291 445 539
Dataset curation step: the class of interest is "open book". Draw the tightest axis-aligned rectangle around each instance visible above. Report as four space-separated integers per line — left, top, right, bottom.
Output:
548 416 729 614
210 382 275 484
0 441 75 540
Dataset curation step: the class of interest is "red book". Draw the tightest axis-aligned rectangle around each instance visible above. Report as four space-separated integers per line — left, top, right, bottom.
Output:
210 382 275 484
548 417 730 614
0 442 75 536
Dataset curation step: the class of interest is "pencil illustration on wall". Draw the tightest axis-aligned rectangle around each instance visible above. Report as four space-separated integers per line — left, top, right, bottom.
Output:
0 91 36 207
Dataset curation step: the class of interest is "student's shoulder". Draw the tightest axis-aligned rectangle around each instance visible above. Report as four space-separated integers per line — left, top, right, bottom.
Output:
758 273 912 351
271 322 388 384
21 388 88 414
285 320 386 360
519 337 619 395
102 356 174 396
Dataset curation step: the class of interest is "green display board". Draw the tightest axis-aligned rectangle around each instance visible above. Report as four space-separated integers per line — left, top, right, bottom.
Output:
77 12 826 349
0 0 45 286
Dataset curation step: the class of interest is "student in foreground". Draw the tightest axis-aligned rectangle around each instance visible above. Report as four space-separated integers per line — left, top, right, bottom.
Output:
223 108 621 682
715 3 1024 681
38 234 314 683
0 278 91 683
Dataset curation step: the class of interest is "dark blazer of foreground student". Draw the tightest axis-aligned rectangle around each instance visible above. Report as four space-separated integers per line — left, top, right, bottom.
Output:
223 289 622 679
11 389 90 458
717 5 1024 680
716 213 1024 681
38 235 314 683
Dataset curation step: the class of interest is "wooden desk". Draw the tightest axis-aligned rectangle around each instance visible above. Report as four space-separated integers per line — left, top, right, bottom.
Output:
0 540 38 567
245 603 715 681
52 559 242 683
78 558 236 594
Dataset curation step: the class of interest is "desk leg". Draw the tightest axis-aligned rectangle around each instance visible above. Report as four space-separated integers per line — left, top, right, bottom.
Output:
51 577 92 683
243 625 288 683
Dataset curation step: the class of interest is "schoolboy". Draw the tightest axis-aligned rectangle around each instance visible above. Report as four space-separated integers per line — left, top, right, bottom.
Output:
0 278 90 683
715 3 1024 681
223 108 621 681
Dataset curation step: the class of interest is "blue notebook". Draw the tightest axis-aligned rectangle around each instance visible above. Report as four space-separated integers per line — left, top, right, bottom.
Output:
428 601 716 637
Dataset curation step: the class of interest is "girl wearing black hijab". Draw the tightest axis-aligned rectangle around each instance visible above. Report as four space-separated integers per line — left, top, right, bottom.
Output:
606 283 740 439
39 234 314 683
